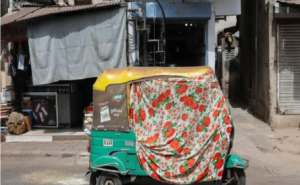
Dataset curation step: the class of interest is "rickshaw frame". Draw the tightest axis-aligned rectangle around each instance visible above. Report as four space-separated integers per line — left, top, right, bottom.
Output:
88 67 248 185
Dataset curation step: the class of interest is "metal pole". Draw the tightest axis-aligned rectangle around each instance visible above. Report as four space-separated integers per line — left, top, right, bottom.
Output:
142 0 147 66
9 0 14 9
156 0 166 65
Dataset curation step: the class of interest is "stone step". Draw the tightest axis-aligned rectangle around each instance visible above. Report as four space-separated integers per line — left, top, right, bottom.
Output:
5 129 89 142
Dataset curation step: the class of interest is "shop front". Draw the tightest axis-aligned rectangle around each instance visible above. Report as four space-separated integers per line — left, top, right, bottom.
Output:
127 0 241 70
0 3 126 131
275 2 300 115
130 2 211 67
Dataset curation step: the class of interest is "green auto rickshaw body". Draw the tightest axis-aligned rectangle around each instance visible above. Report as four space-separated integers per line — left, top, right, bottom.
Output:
90 130 147 176
89 131 247 176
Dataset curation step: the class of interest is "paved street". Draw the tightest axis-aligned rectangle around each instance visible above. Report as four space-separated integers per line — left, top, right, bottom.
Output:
1 157 90 185
1 102 300 185
1 140 88 158
1 155 300 185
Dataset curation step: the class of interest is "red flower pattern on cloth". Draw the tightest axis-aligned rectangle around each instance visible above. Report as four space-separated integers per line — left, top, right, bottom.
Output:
148 108 155 116
129 72 232 184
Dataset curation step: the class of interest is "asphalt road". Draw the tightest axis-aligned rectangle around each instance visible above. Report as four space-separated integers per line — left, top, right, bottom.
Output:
2 157 300 185
1 157 90 185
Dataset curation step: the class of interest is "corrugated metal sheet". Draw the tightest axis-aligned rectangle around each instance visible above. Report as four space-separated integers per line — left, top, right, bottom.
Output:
26 0 53 4
1 2 122 26
278 23 300 114
15 1 49 7
277 0 300 5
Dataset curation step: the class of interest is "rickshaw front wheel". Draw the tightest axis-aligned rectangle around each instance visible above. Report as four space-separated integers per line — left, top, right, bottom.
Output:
90 172 97 185
97 172 122 185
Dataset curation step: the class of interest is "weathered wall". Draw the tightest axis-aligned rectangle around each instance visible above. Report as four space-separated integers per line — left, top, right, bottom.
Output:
269 2 300 128
268 1 278 128
207 4 215 70
240 0 270 123
240 0 254 103
255 0 271 123
241 0 300 128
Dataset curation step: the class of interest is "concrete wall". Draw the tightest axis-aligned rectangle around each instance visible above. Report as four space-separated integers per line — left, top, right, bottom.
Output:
240 0 254 104
240 0 300 128
269 3 300 128
240 0 270 122
256 0 271 123
207 4 215 70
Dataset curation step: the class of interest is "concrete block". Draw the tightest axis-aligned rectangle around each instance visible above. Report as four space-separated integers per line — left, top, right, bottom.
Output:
272 115 300 128
6 135 52 142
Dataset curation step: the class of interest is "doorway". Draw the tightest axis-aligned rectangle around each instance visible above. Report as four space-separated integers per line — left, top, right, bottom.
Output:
139 21 206 67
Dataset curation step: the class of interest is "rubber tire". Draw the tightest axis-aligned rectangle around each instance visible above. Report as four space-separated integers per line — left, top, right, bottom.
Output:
222 169 246 185
90 172 97 185
97 172 122 185
236 169 246 185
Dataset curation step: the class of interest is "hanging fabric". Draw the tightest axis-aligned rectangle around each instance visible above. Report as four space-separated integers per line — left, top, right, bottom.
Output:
8 49 17 77
129 72 232 184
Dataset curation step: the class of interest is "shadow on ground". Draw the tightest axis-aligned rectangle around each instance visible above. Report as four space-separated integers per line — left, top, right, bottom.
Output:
131 178 221 185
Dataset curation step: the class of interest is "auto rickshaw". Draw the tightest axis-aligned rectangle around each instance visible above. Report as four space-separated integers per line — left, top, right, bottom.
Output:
88 66 248 185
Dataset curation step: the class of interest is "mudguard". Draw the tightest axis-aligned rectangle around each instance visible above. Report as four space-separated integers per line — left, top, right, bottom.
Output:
90 155 128 174
225 154 248 169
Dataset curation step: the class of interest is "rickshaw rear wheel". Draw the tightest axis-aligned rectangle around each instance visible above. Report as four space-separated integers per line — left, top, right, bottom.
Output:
97 172 122 185
222 169 246 185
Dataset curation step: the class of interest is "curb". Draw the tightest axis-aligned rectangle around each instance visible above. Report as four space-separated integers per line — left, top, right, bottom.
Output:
1 150 89 158
5 135 89 143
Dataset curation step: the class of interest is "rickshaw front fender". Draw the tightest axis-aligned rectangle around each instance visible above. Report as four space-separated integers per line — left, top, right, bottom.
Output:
90 155 128 175
225 154 248 169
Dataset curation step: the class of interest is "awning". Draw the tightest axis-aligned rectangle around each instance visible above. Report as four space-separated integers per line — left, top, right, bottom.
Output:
277 0 300 5
132 2 211 20
1 2 122 26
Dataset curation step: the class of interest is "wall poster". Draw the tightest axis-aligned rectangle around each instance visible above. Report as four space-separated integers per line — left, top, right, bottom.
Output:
22 92 58 128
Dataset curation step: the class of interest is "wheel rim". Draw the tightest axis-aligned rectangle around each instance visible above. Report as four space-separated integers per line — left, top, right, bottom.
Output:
104 179 114 185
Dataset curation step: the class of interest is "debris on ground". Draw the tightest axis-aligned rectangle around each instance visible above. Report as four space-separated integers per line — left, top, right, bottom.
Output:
273 146 281 152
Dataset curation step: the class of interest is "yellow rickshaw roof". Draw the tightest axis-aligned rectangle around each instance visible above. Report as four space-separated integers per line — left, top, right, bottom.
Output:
93 66 213 91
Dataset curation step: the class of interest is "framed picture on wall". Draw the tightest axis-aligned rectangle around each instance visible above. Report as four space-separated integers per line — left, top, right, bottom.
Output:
22 92 59 128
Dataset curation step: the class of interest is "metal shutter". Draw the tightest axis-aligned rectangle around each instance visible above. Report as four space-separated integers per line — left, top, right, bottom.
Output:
278 23 300 114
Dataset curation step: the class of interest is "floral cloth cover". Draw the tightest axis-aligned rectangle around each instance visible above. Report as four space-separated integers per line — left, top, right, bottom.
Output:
129 72 232 184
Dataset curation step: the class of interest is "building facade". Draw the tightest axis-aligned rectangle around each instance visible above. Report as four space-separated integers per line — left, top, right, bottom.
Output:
127 0 241 70
240 0 300 128
1 0 241 128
